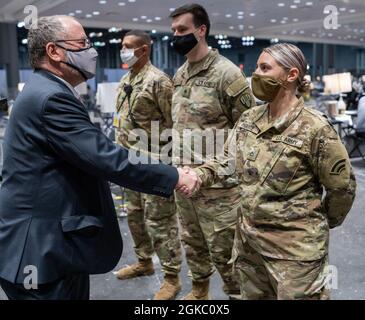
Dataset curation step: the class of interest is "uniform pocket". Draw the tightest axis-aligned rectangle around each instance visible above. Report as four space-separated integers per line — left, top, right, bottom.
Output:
228 205 246 264
262 147 304 194
213 202 241 232
187 84 220 119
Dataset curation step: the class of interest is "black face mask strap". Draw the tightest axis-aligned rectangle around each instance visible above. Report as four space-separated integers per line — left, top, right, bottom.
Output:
54 43 89 53
54 43 89 80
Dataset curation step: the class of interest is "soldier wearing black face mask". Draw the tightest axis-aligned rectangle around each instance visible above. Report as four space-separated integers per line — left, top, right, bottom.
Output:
170 4 256 300
171 29 200 56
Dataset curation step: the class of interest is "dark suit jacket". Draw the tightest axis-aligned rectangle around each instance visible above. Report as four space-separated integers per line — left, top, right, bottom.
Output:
0 70 178 285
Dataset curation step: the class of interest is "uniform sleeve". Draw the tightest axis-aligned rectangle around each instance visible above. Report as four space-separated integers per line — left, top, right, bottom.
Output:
42 92 179 198
115 75 128 112
195 119 240 187
115 84 124 112
310 124 356 228
222 70 256 124
154 77 173 128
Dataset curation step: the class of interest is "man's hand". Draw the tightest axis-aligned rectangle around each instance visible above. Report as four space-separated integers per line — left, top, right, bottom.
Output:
176 166 202 198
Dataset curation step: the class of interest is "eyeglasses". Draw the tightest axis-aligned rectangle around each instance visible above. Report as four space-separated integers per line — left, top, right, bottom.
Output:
55 38 92 49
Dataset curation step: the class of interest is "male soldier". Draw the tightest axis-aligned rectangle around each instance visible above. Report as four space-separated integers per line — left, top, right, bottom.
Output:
170 4 256 300
114 30 182 300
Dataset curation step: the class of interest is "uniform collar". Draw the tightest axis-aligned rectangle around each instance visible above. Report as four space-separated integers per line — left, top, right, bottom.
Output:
184 49 219 80
252 105 269 133
128 61 152 86
254 97 305 135
272 97 305 132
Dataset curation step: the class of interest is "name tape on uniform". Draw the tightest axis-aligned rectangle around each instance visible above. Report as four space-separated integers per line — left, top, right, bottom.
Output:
239 122 260 135
272 135 304 148
195 79 217 89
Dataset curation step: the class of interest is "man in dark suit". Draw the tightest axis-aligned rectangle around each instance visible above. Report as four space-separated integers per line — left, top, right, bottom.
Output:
0 15 200 300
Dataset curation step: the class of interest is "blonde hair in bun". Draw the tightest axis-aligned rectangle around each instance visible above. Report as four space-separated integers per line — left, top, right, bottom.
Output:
264 43 309 95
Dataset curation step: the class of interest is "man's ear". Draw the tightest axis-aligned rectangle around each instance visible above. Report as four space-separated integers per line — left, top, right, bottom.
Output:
46 42 63 62
197 25 207 40
142 44 150 56
287 68 300 84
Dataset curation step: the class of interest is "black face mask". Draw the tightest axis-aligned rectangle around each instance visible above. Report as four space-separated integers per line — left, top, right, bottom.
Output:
171 32 198 56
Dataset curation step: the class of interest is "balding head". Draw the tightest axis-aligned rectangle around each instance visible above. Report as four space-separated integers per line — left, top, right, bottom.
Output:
57 15 85 40
27 15 92 86
27 15 85 69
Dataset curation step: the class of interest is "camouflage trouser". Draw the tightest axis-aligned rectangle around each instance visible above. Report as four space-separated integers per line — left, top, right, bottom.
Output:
231 226 330 300
125 188 182 276
175 187 241 295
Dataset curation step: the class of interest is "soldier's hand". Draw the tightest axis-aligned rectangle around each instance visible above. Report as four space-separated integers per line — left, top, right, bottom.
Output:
176 166 202 198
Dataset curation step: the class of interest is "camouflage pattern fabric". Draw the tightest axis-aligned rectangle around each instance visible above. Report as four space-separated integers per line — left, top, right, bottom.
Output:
115 62 182 275
115 61 173 158
198 97 356 261
125 189 182 275
197 97 356 299
172 49 255 295
175 188 241 294
232 219 330 300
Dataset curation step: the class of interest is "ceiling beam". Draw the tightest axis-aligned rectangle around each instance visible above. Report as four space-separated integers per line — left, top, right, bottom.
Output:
341 0 365 5
13 0 70 21
252 12 365 35
78 19 241 38
254 34 365 48
0 0 70 22
1 0 34 15
77 18 365 48
0 0 34 21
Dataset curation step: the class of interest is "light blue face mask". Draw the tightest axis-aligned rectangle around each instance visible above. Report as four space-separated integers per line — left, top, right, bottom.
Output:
120 46 143 68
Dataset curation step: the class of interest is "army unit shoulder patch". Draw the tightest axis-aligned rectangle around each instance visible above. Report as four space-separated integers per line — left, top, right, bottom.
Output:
330 159 347 176
240 94 254 108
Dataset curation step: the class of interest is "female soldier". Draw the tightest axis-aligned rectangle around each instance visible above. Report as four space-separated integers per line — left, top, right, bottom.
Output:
190 43 356 300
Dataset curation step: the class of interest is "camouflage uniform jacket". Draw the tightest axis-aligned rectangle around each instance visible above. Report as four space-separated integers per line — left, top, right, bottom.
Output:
115 61 173 158
172 49 255 189
198 97 356 260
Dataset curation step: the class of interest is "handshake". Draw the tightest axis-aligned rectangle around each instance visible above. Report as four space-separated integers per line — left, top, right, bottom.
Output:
175 167 202 198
